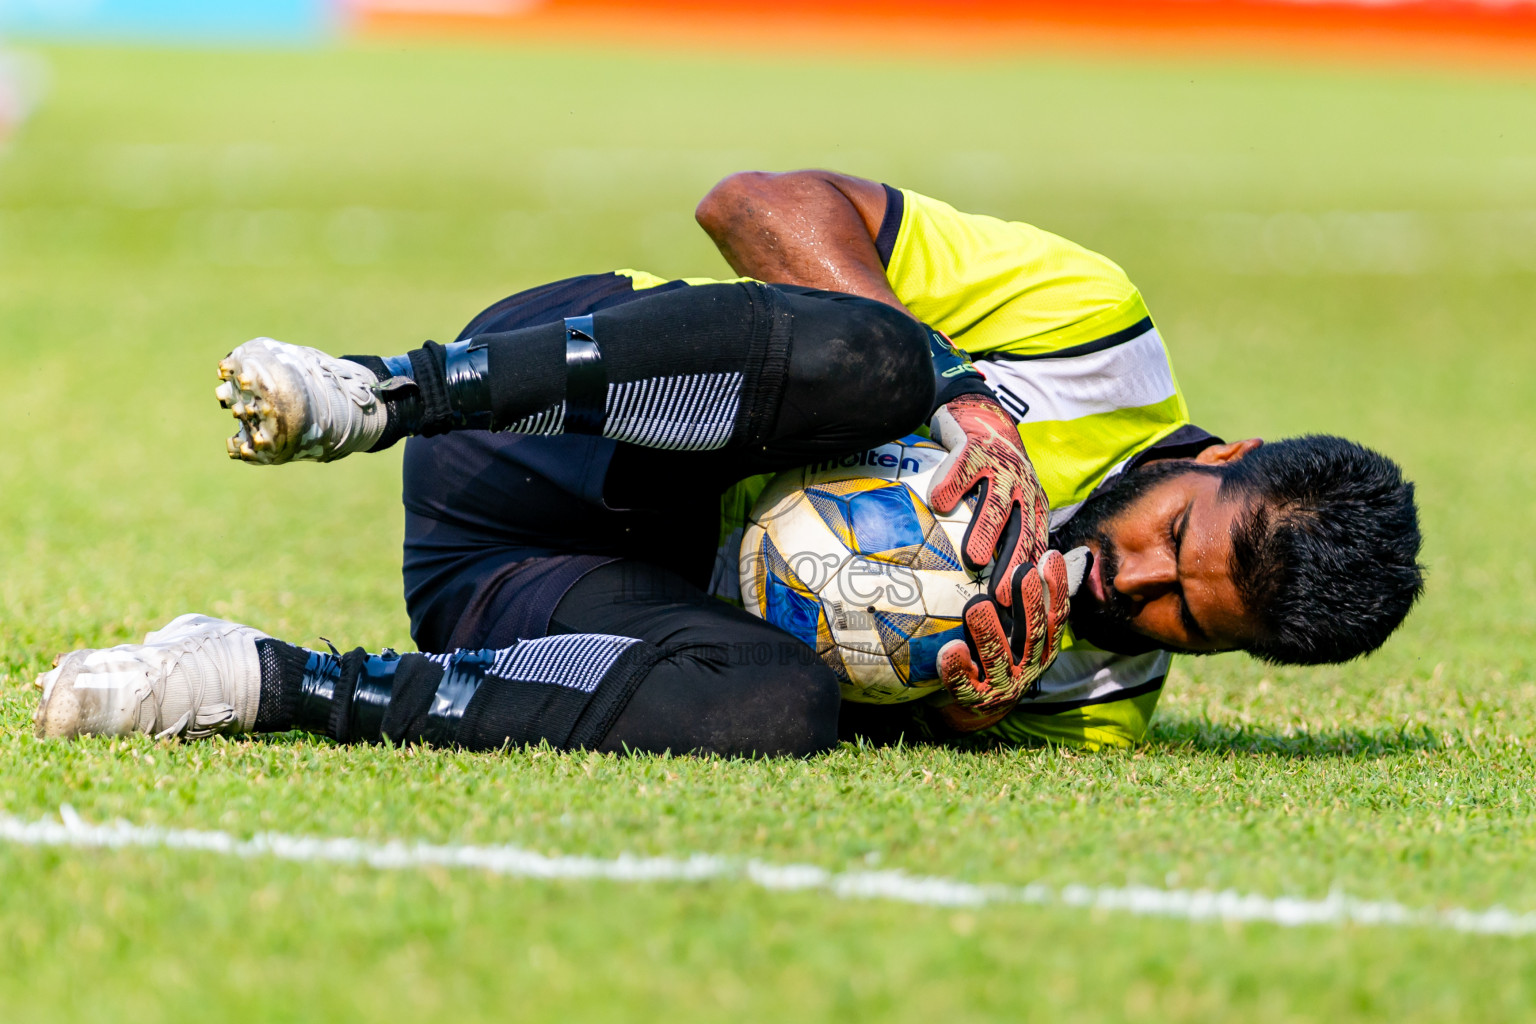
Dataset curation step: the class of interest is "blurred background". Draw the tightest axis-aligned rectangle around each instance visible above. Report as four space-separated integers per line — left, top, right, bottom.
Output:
2 0 1536 53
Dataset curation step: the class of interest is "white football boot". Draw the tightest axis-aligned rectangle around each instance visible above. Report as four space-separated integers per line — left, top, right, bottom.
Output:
34 614 267 741
216 337 388 464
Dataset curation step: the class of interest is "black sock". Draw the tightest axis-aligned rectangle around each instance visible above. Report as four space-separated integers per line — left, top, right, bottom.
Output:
253 638 310 732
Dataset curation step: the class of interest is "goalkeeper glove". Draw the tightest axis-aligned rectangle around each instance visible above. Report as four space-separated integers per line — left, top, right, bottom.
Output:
934 547 1089 721
928 392 1051 609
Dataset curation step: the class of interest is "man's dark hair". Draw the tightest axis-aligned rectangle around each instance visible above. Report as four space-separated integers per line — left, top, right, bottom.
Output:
1220 435 1424 665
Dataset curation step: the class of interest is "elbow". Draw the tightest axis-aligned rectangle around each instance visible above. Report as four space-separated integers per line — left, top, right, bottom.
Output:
695 170 776 236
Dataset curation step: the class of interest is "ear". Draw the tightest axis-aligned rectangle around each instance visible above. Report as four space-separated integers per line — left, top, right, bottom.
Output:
1193 438 1262 466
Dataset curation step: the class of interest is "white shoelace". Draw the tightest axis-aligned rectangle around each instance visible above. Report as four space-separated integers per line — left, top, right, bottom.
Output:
148 639 237 740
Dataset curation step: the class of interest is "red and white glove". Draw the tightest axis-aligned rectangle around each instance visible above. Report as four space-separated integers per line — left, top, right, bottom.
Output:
928 394 1051 607
934 547 1090 721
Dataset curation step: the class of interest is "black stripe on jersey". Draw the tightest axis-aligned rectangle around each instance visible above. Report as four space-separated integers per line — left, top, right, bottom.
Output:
1016 676 1165 715
875 183 904 268
984 316 1154 363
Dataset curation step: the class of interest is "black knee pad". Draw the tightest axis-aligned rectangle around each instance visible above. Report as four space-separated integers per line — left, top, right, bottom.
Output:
773 290 935 446
599 639 841 759
756 660 843 758
849 302 937 433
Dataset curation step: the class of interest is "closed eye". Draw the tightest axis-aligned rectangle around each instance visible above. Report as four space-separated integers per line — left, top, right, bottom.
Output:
1171 504 1209 643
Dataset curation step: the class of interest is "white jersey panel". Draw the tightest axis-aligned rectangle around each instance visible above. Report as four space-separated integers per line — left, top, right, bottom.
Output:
976 325 1175 424
1015 647 1170 709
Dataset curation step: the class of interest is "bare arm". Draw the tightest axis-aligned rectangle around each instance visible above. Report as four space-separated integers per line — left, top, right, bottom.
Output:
695 170 911 315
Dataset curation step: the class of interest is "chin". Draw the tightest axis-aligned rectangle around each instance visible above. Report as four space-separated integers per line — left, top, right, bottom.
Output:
1068 603 1166 657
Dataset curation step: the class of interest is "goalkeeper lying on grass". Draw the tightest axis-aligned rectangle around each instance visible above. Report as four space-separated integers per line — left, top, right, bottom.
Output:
35 171 1424 756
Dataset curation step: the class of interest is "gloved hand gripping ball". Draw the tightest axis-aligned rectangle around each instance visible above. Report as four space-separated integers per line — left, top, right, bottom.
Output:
936 546 1091 717
928 394 1052 608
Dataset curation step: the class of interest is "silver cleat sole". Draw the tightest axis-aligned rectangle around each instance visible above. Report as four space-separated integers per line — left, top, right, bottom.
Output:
33 653 86 739
217 345 297 465
33 648 146 739
216 336 387 465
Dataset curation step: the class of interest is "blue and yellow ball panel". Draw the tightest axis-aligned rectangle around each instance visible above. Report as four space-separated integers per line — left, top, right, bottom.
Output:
803 478 893 551
757 533 826 652
817 643 851 683
902 620 966 684
872 611 923 652
864 522 963 572
872 611 965 686
844 487 928 554
763 569 824 653
911 540 963 572
806 480 930 557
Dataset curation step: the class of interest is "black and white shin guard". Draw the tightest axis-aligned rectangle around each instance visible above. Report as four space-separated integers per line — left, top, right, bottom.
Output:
349 281 793 453
256 635 662 751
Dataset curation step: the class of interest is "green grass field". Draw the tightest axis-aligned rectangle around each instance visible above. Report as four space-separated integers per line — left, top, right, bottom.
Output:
2 39 1535 1022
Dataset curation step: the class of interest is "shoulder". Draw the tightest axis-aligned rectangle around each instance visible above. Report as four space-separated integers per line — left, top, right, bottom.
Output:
890 188 1132 287
882 188 1146 356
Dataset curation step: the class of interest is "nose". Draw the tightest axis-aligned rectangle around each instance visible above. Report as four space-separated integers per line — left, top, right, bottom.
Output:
1111 546 1178 604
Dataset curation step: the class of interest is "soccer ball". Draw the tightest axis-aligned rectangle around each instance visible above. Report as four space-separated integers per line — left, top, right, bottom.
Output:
739 435 987 705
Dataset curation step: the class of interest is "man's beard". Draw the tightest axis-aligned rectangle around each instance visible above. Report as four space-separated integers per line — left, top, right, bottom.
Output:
1050 460 1198 657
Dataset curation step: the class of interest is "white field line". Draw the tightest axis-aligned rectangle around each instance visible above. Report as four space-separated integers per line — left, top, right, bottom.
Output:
2 806 1534 937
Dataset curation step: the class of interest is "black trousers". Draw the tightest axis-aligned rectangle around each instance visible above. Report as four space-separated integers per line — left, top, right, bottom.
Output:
548 561 843 756
396 273 932 756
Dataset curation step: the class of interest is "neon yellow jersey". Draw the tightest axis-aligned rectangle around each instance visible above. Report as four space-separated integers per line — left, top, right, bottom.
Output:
883 188 1153 362
882 188 1193 508
646 185 1206 751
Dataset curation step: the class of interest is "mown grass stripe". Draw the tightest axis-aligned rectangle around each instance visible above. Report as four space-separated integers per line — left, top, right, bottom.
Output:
4 807 1533 937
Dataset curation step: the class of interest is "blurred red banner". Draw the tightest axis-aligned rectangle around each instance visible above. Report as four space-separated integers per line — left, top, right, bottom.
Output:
344 0 1536 64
